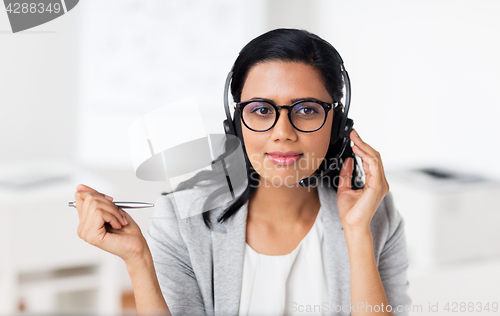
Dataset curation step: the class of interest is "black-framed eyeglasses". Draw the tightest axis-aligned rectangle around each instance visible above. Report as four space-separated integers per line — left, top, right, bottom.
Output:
235 98 338 133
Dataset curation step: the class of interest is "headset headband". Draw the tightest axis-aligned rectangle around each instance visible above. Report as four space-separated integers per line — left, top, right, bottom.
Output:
223 68 235 135
223 52 351 140
222 39 355 188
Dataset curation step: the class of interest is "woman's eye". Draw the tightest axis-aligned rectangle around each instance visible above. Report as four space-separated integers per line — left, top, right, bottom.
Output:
251 106 273 115
295 106 318 115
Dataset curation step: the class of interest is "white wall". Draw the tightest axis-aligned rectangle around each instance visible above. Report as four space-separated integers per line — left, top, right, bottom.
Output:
76 0 267 170
0 4 79 165
231 0 500 180
2 1 500 314
312 0 500 179
5 0 496 181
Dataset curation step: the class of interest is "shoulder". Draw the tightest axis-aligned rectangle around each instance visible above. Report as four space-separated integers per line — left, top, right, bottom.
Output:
150 188 224 237
154 187 220 218
153 193 176 219
147 189 220 267
377 190 403 231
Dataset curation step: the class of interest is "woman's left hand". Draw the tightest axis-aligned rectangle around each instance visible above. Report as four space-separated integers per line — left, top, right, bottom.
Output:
337 129 390 233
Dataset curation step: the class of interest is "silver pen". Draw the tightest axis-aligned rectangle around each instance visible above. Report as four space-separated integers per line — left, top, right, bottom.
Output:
68 201 154 209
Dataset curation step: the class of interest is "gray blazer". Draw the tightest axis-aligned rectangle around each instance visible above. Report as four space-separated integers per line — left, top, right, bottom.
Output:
146 184 412 316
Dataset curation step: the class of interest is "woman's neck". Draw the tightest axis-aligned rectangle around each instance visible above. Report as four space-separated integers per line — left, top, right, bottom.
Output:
247 179 321 226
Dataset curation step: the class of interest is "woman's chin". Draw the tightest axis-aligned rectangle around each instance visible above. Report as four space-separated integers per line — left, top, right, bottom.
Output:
258 172 312 188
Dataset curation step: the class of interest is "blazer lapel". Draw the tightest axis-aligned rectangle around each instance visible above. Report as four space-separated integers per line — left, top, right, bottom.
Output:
211 201 248 316
318 185 351 311
210 185 350 315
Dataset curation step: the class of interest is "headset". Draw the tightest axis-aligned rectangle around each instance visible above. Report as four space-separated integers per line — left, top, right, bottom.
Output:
223 43 358 189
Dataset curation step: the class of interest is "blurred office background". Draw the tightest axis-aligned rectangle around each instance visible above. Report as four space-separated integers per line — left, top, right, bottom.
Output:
1 0 499 315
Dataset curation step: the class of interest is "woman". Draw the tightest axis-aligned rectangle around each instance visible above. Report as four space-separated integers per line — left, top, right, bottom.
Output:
75 29 411 316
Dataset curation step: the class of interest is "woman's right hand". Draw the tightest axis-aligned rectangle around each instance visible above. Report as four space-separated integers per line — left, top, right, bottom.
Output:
75 184 149 265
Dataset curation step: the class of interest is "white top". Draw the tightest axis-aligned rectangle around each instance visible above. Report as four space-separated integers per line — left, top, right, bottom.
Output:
238 206 329 316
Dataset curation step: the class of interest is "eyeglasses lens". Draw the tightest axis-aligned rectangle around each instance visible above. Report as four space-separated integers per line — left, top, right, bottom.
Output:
242 101 326 132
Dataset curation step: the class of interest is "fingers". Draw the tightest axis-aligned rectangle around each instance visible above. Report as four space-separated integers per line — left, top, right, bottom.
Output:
73 185 145 261
82 193 127 227
78 209 122 246
75 185 117 221
350 129 378 158
74 185 128 246
106 210 133 234
350 129 378 162
77 183 97 192
119 208 131 226
349 129 389 195
77 203 128 245
352 144 378 180
75 184 113 205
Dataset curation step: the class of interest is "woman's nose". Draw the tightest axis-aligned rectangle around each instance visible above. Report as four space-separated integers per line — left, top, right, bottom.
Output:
270 109 297 141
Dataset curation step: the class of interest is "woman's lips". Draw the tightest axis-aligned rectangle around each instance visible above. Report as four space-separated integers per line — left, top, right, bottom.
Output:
266 152 303 165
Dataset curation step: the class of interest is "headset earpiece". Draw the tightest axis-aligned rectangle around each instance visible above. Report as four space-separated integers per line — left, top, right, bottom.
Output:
342 118 354 140
223 70 235 136
233 110 243 140
330 105 343 144
223 119 235 136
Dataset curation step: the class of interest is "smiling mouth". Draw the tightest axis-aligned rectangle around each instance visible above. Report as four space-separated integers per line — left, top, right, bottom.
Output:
265 153 303 165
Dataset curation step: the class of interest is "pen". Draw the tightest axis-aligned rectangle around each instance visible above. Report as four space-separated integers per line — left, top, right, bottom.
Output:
68 201 154 209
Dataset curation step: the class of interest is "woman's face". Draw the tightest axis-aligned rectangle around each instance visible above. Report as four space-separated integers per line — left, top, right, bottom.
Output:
240 61 334 187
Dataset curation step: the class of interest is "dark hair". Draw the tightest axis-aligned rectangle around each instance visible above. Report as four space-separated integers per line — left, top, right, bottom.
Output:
170 28 362 229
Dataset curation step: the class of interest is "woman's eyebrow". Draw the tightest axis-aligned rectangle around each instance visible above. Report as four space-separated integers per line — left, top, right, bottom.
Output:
248 97 325 104
290 97 324 103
